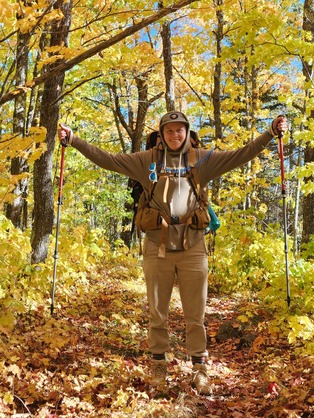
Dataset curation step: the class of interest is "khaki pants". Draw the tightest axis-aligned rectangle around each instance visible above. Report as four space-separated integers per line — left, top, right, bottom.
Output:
143 237 208 358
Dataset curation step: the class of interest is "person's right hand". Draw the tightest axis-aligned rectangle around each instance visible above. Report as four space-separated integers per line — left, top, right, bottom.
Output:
272 115 288 137
58 123 74 146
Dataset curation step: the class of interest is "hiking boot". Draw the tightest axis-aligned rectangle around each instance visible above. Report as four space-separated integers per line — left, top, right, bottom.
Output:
150 359 167 389
191 363 212 395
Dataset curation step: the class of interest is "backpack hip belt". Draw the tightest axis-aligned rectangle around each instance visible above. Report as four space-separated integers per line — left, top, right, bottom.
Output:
137 204 210 258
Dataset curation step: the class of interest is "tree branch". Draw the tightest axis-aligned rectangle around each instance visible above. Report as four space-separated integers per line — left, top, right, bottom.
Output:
51 73 103 105
173 64 206 106
0 0 199 106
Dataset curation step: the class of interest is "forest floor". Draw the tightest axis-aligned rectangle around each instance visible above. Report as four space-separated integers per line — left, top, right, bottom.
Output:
0 260 313 417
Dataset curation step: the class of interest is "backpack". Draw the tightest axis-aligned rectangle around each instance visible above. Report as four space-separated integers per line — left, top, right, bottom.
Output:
131 130 220 256
130 131 159 237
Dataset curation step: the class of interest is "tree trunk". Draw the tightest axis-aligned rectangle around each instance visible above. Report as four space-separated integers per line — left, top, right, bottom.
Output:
301 0 314 250
27 34 48 130
5 21 30 229
161 20 175 111
211 0 224 205
109 73 163 247
31 0 72 263
293 148 302 257
302 145 314 247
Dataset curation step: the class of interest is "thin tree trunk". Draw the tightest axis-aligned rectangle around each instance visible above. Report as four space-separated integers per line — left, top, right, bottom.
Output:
5 22 30 229
293 149 302 258
109 73 163 247
243 58 251 210
211 0 224 205
27 34 48 130
301 0 314 250
31 0 72 263
302 145 314 247
248 59 258 210
161 19 175 111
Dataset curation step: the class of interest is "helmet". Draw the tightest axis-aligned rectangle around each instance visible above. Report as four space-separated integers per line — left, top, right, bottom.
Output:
159 111 190 131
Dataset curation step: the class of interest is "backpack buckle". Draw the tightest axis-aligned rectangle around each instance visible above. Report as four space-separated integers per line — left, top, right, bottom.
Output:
170 216 180 225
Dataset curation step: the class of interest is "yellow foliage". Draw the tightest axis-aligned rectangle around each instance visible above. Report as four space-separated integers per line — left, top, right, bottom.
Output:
28 143 47 163
37 54 64 70
0 0 17 21
17 4 64 34
0 311 15 334
28 126 47 142
11 172 30 184
0 128 48 208
237 314 249 323
3 392 14 405
288 316 314 344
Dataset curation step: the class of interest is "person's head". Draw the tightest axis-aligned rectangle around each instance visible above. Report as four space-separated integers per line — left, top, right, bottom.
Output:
159 111 190 152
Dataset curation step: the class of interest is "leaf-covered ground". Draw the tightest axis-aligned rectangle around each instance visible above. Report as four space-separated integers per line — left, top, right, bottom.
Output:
0 260 313 417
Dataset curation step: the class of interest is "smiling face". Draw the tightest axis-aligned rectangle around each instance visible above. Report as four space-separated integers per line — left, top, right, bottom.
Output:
162 122 187 151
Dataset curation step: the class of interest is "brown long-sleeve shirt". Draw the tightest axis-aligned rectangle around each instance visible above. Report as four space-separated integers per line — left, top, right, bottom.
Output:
71 130 273 250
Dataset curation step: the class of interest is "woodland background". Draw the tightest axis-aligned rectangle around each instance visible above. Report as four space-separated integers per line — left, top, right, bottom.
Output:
0 0 313 416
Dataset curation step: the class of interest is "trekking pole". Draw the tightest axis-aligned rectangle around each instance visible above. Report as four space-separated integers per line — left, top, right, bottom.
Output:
206 206 220 273
51 143 66 315
211 231 216 273
278 129 291 307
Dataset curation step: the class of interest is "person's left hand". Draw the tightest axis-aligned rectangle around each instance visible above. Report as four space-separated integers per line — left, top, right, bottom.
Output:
271 115 288 137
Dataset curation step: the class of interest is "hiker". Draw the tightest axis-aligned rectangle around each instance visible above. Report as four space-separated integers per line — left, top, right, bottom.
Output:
58 112 287 394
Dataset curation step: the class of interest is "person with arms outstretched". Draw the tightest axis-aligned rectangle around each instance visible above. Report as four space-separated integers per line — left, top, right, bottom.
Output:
58 111 287 394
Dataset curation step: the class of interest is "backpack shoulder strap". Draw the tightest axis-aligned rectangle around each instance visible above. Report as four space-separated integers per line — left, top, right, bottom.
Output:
185 147 202 200
147 146 161 200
